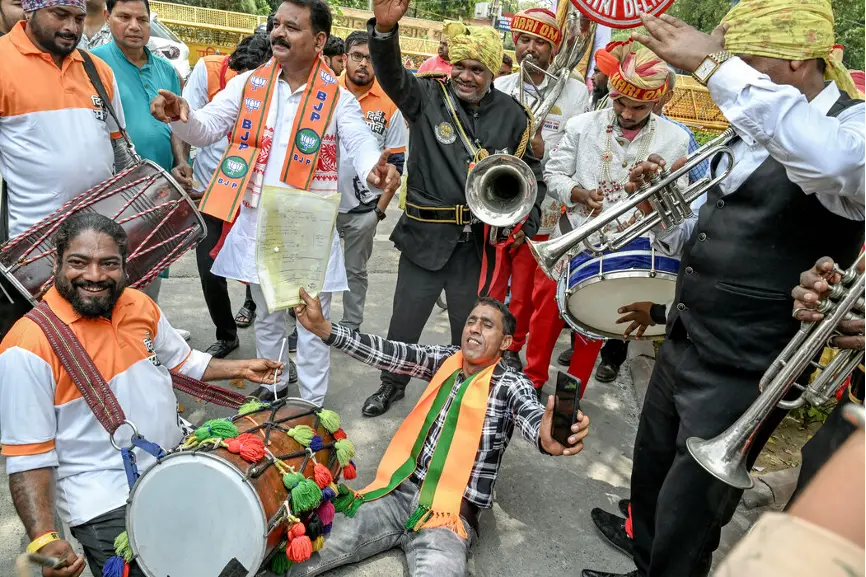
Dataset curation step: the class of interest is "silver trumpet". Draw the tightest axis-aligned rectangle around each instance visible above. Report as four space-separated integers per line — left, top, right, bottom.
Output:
687 256 865 489
529 128 737 278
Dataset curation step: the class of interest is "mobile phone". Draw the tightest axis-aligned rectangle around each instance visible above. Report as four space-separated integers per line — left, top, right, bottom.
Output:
551 371 581 446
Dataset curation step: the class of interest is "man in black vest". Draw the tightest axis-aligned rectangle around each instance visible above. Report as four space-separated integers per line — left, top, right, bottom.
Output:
582 2 865 576
360 0 545 417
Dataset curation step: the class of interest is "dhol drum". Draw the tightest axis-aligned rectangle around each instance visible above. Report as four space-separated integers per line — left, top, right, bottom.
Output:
127 398 356 577
0 160 204 338
556 237 680 339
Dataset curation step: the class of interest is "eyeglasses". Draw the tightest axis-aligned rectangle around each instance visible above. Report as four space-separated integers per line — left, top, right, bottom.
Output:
348 52 372 63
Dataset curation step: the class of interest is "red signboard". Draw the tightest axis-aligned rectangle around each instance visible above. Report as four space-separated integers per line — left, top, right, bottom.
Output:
569 0 676 29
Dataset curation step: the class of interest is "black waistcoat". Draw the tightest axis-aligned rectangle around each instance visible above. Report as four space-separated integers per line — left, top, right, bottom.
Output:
667 92 864 373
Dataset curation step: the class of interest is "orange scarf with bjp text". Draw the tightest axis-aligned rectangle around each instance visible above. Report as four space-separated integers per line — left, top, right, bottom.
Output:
198 57 340 222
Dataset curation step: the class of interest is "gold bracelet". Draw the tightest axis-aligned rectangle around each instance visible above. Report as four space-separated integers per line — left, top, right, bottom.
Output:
26 531 60 553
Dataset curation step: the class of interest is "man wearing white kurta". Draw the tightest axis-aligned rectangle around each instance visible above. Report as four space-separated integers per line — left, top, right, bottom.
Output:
156 0 389 404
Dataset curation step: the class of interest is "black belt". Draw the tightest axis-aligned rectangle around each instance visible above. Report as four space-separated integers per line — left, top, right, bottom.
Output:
405 202 473 225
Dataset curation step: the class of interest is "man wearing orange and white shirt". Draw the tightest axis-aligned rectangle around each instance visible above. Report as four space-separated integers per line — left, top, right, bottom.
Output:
337 30 407 333
0 213 280 577
0 0 134 241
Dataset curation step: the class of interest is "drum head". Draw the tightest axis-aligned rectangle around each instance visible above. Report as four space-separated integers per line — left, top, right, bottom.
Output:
566 272 676 339
127 452 267 577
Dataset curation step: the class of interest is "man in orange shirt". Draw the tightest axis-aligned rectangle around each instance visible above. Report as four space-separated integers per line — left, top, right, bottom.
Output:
0 213 281 576
337 30 406 338
0 0 23 34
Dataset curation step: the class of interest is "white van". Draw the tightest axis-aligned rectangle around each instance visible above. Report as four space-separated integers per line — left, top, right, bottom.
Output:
149 14 191 80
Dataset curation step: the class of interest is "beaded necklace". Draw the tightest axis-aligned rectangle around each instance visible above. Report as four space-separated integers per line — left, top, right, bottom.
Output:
598 108 656 198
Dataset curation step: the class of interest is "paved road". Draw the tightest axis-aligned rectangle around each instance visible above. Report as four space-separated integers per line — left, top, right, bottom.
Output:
0 205 757 576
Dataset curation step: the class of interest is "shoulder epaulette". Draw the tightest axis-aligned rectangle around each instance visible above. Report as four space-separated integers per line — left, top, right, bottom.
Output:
416 71 449 80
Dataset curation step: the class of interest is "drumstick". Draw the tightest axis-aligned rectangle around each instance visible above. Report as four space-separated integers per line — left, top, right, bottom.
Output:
16 553 68 577
274 337 287 401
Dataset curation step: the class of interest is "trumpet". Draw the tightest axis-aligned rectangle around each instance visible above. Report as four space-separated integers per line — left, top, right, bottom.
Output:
528 128 737 278
465 153 538 244
686 256 865 490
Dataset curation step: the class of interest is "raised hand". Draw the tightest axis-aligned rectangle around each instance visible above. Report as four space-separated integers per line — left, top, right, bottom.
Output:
633 13 727 74
151 89 190 123
373 0 409 32
540 395 590 456
295 287 333 339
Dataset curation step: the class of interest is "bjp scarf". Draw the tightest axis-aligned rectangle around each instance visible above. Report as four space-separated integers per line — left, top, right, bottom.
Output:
443 21 503 76
595 39 669 102
198 57 341 222
722 0 861 100
335 352 495 538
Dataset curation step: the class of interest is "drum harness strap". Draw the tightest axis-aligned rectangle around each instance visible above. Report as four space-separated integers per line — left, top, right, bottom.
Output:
24 302 248 488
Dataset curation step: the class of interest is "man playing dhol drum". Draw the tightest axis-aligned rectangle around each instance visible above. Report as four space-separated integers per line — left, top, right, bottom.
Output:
150 0 399 407
290 288 589 577
0 213 282 577
526 39 689 397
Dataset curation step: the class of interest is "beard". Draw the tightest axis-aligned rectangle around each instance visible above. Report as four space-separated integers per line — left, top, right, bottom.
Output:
55 273 126 318
30 11 80 57
350 69 373 86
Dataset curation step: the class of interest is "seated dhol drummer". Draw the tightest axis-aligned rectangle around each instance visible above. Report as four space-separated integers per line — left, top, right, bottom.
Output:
0 213 283 577
289 288 590 577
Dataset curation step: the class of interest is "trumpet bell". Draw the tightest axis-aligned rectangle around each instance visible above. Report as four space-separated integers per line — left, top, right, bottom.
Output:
685 436 754 490
465 154 537 228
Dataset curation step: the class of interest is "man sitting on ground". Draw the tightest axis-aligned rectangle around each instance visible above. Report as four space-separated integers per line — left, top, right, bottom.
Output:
0 213 282 577
288 289 590 577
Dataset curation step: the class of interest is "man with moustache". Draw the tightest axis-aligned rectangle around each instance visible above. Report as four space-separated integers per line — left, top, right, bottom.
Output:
289 289 590 577
0 213 282 577
0 0 135 243
0 0 23 34
150 0 399 406
337 30 407 333
492 7 589 372
358 0 546 417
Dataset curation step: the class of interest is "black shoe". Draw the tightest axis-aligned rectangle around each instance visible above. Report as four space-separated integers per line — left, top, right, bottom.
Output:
557 347 573 366
287 328 298 353
595 361 621 383
618 498 630 517
581 570 638 577
590 508 634 557
204 338 239 359
501 350 523 371
362 382 405 417
249 386 277 403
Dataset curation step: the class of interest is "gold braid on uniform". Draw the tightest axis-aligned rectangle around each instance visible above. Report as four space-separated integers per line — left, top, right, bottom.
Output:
416 72 449 79
514 103 535 159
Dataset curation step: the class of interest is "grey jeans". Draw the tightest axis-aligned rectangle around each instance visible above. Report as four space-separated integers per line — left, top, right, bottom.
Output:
336 209 378 332
277 482 475 577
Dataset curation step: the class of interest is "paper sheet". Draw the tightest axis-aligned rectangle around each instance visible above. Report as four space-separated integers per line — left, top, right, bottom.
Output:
255 186 340 311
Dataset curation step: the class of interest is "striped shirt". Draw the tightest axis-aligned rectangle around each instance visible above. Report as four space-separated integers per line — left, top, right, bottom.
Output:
326 324 546 509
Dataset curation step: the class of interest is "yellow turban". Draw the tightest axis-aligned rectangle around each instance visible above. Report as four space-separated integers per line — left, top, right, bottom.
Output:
722 0 861 99
442 21 503 76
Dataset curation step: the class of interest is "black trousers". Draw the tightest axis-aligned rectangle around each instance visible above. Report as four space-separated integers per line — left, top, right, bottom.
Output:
600 339 629 367
70 506 146 576
196 213 238 342
381 242 481 389
630 334 789 577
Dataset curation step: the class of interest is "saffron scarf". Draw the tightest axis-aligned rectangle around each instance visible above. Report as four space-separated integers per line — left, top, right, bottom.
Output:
340 352 495 538
199 57 341 222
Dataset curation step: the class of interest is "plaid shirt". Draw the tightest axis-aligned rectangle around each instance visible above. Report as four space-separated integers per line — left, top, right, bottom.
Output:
327 324 546 509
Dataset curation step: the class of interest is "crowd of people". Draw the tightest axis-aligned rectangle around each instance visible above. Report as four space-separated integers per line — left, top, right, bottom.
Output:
0 0 863 575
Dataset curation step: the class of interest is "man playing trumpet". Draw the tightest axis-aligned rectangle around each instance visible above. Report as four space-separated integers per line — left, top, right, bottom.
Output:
583 1 865 576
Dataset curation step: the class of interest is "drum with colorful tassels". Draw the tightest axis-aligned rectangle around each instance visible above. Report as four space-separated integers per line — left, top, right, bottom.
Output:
121 398 357 576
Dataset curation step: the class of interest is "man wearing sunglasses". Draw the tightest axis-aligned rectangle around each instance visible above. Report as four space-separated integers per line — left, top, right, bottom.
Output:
337 30 407 342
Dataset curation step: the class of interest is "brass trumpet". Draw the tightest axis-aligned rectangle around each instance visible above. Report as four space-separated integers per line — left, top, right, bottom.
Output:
686 256 865 489
528 128 737 278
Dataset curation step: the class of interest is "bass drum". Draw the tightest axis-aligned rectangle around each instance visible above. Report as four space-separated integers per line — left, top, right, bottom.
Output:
556 237 680 340
0 160 204 338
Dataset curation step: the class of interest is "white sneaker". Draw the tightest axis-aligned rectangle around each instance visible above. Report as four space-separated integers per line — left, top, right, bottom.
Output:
177 329 191 341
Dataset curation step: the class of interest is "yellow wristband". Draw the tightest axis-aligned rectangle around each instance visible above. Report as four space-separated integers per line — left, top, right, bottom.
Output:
26 531 60 553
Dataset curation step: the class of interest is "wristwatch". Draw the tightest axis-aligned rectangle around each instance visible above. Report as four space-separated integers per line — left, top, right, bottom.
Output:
692 51 732 85
374 207 386 221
